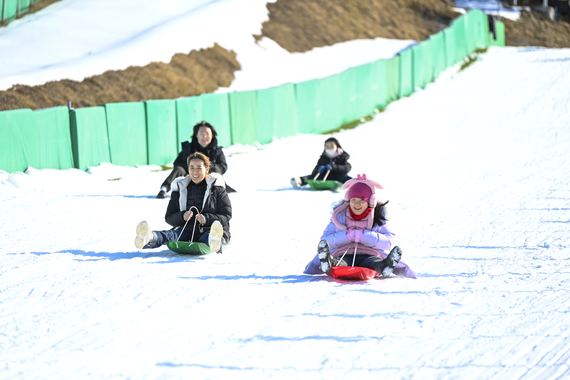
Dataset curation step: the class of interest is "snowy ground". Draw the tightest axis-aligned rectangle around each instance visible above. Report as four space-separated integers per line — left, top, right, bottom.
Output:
2 46 570 379
0 0 413 91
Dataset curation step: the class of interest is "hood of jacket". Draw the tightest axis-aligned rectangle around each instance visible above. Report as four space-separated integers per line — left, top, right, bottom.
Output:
172 173 226 212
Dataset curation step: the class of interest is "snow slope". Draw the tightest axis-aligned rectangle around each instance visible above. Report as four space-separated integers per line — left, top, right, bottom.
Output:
0 0 413 91
1 46 570 379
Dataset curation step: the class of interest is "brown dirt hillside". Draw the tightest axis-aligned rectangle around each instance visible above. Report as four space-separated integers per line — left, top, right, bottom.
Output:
2 0 570 112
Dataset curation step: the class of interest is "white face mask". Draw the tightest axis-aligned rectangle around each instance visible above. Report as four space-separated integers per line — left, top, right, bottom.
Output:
325 148 337 157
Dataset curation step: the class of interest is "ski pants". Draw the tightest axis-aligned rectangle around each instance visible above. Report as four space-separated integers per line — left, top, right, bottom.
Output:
335 254 387 273
145 229 209 249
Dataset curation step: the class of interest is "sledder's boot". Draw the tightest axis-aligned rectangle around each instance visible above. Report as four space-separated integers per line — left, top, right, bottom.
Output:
156 190 166 199
290 177 302 189
379 246 402 277
318 239 340 274
135 221 153 249
208 220 224 253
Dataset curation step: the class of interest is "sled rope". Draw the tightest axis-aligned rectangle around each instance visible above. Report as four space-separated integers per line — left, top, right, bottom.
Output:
175 205 201 248
323 170 331 181
336 229 359 267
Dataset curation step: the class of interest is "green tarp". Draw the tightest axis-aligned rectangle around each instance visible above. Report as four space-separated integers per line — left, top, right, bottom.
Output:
257 83 298 145
175 96 202 149
412 40 434 90
31 106 74 170
453 16 469 64
295 79 322 135
105 102 147 167
145 99 177 166
385 55 400 103
399 48 413 98
369 59 388 110
318 74 342 133
69 106 111 171
491 21 505 47
229 90 258 145
2 0 18 22
0 109 33 173
430 31 447 78
201 93 232 148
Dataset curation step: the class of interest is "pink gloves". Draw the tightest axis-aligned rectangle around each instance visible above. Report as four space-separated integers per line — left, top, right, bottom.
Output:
346 228 364 243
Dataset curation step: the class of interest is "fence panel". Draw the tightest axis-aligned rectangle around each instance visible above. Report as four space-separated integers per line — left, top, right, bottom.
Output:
430 31 447 78
32 106 74 170
175 96 202 149
229 90 258 145
69 106 111 171
257 83 298 145
351 63 376 117
318 74 343 133
385 55 400 103
105 102 147 166
453 16 468 64
201 93 232 148
295 79 322 135
146 99 177 166
2 0 18 22
369 59 388 110
0 109 33 173
399 48 413 98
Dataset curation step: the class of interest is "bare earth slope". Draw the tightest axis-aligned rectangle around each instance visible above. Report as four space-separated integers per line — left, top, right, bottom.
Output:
1 0 569 112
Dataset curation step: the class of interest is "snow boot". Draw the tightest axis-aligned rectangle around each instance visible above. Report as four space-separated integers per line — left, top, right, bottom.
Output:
208 220 224 253
135 221 154 249
379 246 402 277
156 190 166 199
318 239 340 274
290 177 302 189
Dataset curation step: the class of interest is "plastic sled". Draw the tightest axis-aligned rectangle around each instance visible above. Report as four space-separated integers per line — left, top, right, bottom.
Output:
327 266 379 280
167 241 213 255
307 180 343 191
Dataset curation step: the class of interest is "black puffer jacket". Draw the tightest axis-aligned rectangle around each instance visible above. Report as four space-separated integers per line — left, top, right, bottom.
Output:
172 137 228 174
310 150 351 178
166 175 232 242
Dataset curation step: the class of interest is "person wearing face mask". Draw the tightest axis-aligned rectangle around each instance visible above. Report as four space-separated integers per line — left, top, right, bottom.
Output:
156 121 235 198
290 137 352 189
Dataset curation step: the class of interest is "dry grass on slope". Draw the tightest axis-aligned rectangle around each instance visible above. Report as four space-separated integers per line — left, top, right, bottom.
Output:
0 44 240 111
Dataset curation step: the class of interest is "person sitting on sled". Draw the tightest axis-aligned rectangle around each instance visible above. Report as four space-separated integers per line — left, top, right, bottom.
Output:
304 174 416 278
156 120 235 198
290 137 352 189
135 152 232 253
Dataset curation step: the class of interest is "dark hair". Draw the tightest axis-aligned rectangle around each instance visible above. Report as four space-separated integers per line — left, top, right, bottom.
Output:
186 152 211 169
372 201 389 228
324 137 342 149
192 121 218 139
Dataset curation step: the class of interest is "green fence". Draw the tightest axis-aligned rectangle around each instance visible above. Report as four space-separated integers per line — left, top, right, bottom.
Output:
1 0 43 24
0 10 504 174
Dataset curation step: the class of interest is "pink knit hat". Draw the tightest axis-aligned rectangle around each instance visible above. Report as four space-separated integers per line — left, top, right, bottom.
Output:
348 182 372 202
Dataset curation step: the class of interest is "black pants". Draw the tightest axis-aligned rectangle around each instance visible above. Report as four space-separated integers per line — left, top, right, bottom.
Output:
299 173 352 186
161 166 188 192
335 254 386 273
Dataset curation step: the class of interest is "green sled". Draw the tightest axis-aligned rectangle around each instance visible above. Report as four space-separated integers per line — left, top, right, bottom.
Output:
167 241 213 255
307 180 344 191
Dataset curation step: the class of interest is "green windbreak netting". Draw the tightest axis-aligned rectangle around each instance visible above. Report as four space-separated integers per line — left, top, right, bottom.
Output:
145 99 177 166
444 27 457 68
201 93 232 148
295 79 322 135
338 68 360 124
0 109 33 173
229 90 258 145
31 107 74 170
369 59 388 110
2 0 18 22
412 40 434 90
399 48 413 98
491 21 505 47
257 83 298 145
19 0 30 14
453 16 468 64
430 31 446 78
105 102 147 167
69 106 111 171
351 63 375 118
385 55 400 103
175 96 202 148
473 10 490 49
318 74 343 133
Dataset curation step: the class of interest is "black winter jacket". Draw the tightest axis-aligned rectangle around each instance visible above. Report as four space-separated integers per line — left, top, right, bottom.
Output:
310 151 352 178
172 137 228 174
166 175 232 242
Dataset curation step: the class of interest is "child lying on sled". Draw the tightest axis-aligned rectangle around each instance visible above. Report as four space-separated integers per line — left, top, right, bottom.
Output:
304 174 416 278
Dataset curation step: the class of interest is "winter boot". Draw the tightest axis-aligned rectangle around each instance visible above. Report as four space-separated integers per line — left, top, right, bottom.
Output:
156 190 166 199
379 246 402 277
318 239 341 274
290 177 302 189
135 221 154 249
208 220 224 253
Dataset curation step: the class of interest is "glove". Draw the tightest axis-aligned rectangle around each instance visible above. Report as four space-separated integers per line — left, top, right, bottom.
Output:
325 164 332 171
346 228 364 243
317 165 327 174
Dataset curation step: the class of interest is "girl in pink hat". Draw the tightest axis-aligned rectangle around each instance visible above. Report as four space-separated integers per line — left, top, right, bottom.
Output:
304 174 416 279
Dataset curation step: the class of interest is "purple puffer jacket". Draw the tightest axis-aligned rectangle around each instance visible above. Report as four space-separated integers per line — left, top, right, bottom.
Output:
304 203 417 279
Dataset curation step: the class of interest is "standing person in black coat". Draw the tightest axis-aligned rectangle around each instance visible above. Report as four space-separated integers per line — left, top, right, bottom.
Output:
156 121 234 198
290 137 352 188
136 153 231 253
